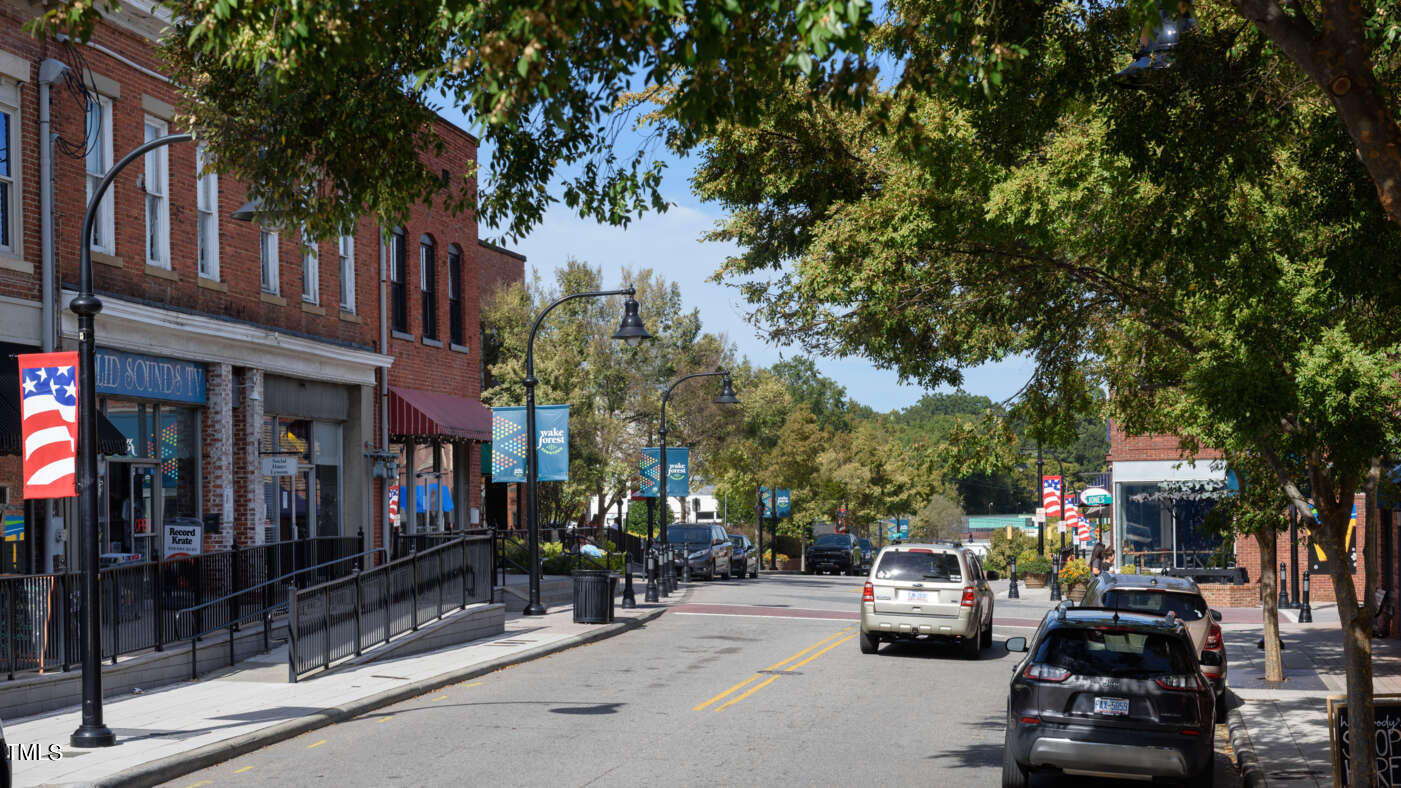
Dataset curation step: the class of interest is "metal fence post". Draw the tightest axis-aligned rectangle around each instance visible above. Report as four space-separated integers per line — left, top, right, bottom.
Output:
411 549 419 631
354 569 363 657
60 573 71 672
322 588 331 671
154 560 165 651
438 550 445 620
6 582 15 680
462 542 469 610
229 542 241 630
108 572 118 665
384 571 392 647
287 584 299 684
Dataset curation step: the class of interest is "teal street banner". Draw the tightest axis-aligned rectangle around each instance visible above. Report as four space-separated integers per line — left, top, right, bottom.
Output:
776 489 792 518
490 405 570 483
639 449 661 498
759 486 773 517
641 447 689 496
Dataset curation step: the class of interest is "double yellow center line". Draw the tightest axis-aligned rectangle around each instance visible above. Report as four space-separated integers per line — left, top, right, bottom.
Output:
692 627 857 712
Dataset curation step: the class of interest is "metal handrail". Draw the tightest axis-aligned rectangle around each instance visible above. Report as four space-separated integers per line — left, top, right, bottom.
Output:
299 536 482 595
175 547 385 623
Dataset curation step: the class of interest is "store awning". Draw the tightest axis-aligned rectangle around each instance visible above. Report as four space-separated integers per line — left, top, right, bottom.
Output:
0 374 128 456
388 386 491 442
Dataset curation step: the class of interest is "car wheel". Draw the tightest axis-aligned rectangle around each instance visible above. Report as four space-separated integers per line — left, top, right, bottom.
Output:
750 567 758 578
962 631 981 659
1215 690 1228 723
859 630 879 654
1001 730 1029 788
980 620 993 649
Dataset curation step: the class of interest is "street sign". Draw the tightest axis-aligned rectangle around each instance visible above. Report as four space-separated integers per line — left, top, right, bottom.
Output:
1081 486 1112 505
1034 507 1046 524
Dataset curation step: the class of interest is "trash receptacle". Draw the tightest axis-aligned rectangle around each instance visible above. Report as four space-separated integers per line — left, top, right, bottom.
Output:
572 570 614 624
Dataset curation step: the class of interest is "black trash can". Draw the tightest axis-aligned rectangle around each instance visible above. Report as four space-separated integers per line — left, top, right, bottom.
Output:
572 570 614 624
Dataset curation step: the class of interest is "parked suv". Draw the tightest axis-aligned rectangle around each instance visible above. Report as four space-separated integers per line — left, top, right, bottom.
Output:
859 543 994 659
729 533 759 579
1003 607 1215 787
806 533 863 575
664 524 734 580
1080 573 1227 707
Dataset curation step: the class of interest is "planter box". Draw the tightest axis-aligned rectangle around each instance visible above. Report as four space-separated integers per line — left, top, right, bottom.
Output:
1022 573 1047 588
1067 583 1089 603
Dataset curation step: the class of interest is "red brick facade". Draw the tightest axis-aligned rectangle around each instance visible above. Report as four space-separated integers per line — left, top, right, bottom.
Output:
1106 422 1224 463
0 3 522 571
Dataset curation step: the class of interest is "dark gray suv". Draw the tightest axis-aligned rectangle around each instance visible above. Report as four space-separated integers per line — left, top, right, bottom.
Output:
1003 607 1215 787
664 524 734 580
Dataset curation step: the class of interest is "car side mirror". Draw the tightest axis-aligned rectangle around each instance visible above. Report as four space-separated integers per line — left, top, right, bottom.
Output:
1005 637 1028 653
1211 609 1222 622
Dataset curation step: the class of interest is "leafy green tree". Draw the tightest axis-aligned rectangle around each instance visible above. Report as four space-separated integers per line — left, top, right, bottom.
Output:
910 493 965 543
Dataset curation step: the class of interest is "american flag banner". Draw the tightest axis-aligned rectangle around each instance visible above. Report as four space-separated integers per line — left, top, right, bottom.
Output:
1064 496 1089 543
1042 475 1062 518
19 352 79 499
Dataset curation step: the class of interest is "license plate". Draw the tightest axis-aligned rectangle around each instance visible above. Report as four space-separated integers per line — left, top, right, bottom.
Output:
903 590 930 603
1094 697 1130 716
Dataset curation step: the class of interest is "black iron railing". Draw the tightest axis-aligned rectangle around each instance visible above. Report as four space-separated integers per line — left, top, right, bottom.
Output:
1 535 363 680
287 533 494 682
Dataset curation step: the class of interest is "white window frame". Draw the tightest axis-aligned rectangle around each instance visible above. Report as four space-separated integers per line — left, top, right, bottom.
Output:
85 95 115 255
143 115 171 268
301 228 319 303
338 233 355 312
260 228 280 294
195 145 219 280
0 81 21 258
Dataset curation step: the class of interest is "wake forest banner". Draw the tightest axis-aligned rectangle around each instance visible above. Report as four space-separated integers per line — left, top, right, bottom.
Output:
640 447 689 497
490 405 570 483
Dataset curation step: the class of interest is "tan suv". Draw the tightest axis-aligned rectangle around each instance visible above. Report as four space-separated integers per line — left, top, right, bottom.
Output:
859 543 994 659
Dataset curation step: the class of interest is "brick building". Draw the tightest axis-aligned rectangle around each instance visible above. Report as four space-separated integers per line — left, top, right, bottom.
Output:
1108 423 1398 629
0 2 523 573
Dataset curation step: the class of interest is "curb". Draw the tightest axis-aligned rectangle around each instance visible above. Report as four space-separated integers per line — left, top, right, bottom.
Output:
94 602 674 788
1227 702 1266 788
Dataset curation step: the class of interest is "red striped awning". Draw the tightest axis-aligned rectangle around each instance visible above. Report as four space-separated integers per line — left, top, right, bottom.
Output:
388 386 491 442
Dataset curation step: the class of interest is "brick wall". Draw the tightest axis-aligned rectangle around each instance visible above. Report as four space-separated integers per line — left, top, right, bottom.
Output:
1234 493 1368 604
478 241 525 309
1107 421 1224 463
201 362 232 550
1200 583 1261 608
233 367 264 545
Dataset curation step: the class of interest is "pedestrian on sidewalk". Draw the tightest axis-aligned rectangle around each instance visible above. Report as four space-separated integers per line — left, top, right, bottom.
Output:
1090 541 1107 577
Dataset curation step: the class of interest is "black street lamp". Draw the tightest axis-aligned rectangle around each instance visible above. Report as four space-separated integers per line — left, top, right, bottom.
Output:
71 132 194 748
521 288 651 615
657 371 739 556
1017 446 1047 554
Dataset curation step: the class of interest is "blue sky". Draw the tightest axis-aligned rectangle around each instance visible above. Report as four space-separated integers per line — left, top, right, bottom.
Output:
449 108 1034 413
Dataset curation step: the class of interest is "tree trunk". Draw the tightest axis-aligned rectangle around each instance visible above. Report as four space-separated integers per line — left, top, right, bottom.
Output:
1320 505 1378 788
1260 525 1285 682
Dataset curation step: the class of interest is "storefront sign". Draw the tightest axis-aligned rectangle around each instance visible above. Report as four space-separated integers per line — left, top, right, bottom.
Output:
1308 502 1358 575
164 522 203 558
262 455 298 476
1329 694 1401 786
96 349 206 404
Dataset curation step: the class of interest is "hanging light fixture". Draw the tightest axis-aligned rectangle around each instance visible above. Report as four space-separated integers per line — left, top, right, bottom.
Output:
611 294 653 346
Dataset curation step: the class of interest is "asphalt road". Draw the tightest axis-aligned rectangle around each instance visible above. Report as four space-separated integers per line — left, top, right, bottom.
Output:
166 574 1240 787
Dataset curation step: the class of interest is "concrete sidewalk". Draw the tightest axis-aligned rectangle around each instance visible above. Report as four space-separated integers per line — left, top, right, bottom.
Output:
1221 608 1401 787
6 586 687 787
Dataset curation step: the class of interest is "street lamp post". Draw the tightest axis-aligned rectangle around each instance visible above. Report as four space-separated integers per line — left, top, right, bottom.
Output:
71 132 193 748
657 370 739 569
521 288 651 615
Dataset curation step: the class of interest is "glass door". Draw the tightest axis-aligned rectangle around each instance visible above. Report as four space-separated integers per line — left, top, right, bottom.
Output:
131 465 158 561
105 461 159 561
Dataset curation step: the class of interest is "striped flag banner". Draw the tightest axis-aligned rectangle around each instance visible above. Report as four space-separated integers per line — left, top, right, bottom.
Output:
19 351 79 499
1042 476 1062 519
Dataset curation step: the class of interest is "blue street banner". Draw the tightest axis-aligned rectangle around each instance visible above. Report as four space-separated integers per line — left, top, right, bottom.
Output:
898 518 910 539
641 447 689 496
490 405 570 484
775 489 792 518
759 485 773 517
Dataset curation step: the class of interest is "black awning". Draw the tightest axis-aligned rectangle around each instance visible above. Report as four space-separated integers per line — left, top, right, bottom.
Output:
0 371 127 456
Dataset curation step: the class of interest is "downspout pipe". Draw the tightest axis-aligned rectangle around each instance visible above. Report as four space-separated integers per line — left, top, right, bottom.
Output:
380 229 391 560
39 58 69 574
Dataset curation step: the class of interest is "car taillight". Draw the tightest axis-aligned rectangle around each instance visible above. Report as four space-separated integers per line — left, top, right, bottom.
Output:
1023 663 1071 682
862 582 874 602
960 586 976 607
1205 620 1222 650
1155 674 1203 692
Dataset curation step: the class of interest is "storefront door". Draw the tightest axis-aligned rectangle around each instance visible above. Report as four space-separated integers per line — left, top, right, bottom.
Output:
104 460 160 561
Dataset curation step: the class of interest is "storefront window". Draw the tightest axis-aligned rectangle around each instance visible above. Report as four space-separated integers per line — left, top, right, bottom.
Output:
100 399 199 559
264 416 342 541
159 407 199 519
1117 482 1225 569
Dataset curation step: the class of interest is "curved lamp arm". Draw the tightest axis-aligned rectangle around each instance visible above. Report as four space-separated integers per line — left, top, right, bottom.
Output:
525 287 635 380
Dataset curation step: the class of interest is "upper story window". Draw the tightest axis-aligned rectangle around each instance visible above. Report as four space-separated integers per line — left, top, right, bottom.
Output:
0 81 20 257
420 235 437 340
448 244 463 346
143 116 171 268
196 145 219 280
301 228 319 303
85 96 115 254
338 233 355 312
260 228 279 294
390 227 407 333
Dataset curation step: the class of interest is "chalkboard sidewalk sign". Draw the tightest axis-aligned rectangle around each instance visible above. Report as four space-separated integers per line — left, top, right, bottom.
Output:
1328 693 1401 786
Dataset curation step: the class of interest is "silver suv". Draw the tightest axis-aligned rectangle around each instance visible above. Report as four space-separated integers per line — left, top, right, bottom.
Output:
859 543 994 658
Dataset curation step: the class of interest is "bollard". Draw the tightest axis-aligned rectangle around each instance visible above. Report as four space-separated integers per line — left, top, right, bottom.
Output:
661 548 672 597
1049 553 1062 602
1299 570 1313 623
1278 561 1291 608
644 550 659 603
621 557 637 609
1008 554 1020 599
665 548 676 594
683 555 692 583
